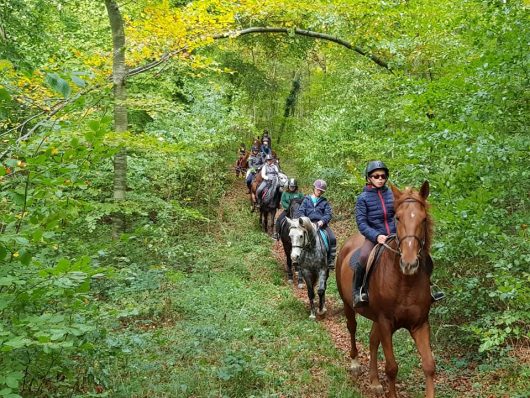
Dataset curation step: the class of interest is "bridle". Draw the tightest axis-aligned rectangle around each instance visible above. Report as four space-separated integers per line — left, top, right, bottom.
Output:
384 198 427 258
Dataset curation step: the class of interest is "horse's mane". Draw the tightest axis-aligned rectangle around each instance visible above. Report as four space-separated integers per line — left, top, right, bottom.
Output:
394 187 433 254
299 217 317 247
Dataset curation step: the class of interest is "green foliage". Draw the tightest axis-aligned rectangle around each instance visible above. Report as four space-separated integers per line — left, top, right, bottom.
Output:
1 0 529 396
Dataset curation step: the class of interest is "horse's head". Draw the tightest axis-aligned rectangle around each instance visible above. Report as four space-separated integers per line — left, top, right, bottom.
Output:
391 181 432 275
278 172 289 192
286 217 313 264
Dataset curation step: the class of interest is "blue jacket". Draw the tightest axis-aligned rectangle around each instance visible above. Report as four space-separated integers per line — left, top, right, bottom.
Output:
355 185 396 243
295 195 332 226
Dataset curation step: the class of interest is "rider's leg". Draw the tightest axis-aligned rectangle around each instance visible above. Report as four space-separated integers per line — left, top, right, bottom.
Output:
325 226 337 271
256 180 266 204
353 239 375 308
425 255 445 302
272 211 286 240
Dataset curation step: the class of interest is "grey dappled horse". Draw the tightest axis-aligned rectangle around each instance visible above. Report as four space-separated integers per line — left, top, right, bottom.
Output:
286 216 330 319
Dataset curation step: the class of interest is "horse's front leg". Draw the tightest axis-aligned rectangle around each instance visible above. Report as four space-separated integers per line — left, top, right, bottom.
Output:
302 271 316 319
284 242 294 284
411 322 435 398
316 268 328 316
261 210 267 233
296 262 304 288
369 323 384 395
344 304 361 376
378 320 398 398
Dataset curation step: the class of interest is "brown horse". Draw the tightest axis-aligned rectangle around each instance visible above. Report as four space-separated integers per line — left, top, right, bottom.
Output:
336 181 436 398
235 151 249 178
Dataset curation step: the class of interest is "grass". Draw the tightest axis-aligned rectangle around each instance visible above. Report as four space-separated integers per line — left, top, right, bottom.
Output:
104 177 362 398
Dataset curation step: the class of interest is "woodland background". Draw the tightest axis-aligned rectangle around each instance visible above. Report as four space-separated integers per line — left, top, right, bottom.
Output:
0 0 528 397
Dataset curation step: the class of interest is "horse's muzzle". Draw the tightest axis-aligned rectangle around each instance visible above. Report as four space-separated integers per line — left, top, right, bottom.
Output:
400 258 420 275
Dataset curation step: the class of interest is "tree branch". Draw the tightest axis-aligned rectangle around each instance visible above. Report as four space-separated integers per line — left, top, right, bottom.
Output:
213 27 391 71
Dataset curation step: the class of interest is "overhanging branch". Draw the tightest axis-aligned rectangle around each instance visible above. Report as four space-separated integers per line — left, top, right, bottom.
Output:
213 27 391 71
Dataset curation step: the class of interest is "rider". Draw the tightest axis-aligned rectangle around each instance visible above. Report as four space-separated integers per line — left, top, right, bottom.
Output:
261 130 271 145
237 143 246 157
272 178 304 240
256 154 279 205
246 146 263 193
352 160 444 308
295 179 336 271
260 137 272 157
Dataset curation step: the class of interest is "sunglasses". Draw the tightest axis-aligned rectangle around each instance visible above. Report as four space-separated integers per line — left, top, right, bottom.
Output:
370 174 387 180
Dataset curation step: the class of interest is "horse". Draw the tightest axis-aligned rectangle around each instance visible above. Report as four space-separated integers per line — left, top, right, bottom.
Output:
250 172 287 234
278 197 304 286
286 216 330 319
235 151 249 178
335 181 436 398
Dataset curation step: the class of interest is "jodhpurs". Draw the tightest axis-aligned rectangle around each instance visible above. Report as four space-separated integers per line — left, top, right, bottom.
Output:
359 239 376 268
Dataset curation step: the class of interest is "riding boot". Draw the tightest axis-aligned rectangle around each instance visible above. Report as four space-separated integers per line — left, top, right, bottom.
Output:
353 262 368 308
430 284 445 302
327 247 336 271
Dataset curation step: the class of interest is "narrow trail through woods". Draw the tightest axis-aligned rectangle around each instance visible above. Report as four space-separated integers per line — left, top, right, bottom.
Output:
224 172 481 398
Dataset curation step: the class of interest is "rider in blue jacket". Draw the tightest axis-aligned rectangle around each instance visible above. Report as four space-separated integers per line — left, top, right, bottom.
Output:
295 179 336 271
353 160 444 308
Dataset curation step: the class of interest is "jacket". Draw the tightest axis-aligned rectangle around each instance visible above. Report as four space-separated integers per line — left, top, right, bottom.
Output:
261 163 279 180
355 184 396 243
281 191 304 210
295 195 332 226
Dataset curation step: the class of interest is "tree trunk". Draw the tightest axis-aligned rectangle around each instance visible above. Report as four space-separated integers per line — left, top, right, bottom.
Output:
105 0 128 239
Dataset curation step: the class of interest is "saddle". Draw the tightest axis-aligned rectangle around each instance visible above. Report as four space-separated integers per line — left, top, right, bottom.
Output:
349 236 397 295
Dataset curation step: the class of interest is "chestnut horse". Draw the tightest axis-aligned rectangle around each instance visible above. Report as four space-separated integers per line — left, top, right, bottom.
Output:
336 181 436 398
235 151 249 178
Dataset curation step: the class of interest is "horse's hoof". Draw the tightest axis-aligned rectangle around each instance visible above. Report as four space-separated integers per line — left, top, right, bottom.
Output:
297 283 304 289
317 307 327 316
350 359 361 376
350 366 361 377
287 279 293 285
309 313 316 320
370 383 384 395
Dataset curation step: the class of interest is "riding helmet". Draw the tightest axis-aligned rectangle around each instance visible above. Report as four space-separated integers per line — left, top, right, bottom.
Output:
365 160 389 178
251 146 259 152
288 178 298 189
265 154 274 161
313 179 327 192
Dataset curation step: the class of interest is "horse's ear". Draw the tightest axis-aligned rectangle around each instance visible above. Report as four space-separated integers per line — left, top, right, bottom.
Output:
286 217 294 227
419 180 430 199
390 184 401 200
300 217 312 231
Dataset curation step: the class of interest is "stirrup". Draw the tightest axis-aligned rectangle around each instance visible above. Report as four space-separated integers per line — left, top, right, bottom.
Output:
430 285 445 302
353 291 368 308
431 291 445 302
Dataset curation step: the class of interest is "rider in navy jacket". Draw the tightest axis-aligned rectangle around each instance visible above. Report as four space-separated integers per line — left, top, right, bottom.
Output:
295 194 332 226
294 179 336 271
352 160 444 307
355 184 396 243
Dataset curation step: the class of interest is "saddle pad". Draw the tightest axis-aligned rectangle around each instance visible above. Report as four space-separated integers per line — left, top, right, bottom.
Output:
349 249 361 270
318 229 329 252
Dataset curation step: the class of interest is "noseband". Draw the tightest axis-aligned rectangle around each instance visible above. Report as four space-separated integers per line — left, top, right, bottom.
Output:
290 227 309 251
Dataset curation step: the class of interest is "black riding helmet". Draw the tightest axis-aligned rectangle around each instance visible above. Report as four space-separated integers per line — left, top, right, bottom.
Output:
365 160 389 178
288 178 297 189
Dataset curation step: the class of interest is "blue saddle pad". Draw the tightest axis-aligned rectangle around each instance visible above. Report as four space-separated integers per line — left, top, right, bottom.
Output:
318 229 329 252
